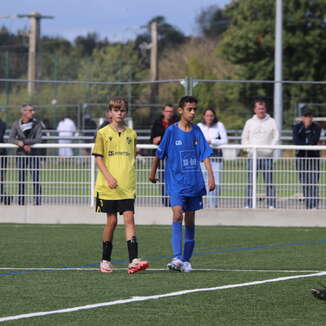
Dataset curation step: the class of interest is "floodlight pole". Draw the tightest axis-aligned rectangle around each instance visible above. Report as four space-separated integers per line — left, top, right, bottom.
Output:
274 0 283 139
150 21 159 103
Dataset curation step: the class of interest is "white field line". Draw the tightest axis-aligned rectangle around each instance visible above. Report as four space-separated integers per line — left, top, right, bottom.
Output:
1 271 326 323
0 268 99 271
0 267 324 273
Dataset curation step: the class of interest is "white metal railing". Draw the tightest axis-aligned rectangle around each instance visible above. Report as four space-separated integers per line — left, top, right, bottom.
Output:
0 143 325 210
3 133 326 142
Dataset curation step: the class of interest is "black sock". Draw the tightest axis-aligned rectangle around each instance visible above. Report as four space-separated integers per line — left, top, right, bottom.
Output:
127 236 138 263
102 241 113 261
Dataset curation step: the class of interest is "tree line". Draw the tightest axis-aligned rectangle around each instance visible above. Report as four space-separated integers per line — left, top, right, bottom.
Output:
0 0 325 129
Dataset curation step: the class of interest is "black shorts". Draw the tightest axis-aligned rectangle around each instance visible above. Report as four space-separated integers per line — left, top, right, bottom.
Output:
96 197 135 215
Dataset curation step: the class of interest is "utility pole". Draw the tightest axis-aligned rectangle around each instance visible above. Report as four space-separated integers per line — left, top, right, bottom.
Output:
274 0 283 139
27 12 41 96
150 21 158 104
27 12 54 96
0 12 54 96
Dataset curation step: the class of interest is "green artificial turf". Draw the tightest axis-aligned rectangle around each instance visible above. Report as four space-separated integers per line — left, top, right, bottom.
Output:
1 224 326 325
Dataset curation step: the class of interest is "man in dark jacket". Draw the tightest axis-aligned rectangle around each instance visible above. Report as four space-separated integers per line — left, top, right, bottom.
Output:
0 115 11 205
293 109 321 209
98 107 112 130
9 104 43 205
83 113 97 154
150 104 177 206
150 104 177 145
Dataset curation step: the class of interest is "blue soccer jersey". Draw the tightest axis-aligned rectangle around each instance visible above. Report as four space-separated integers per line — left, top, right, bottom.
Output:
156 123 212 197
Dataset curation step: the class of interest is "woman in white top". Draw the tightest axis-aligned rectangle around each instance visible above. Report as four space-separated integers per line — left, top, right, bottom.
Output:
198 108 228 208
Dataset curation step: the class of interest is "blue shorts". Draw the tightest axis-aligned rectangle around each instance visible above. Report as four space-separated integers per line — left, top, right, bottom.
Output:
170 195 203 212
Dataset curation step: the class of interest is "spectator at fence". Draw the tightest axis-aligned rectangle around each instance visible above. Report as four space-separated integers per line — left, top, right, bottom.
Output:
9 104 42 205
84 113 97 136
293 108 321 209
150 104 177 145
198 108 228 208
0 114 11 205
57 115 76 157
83 113 97 154
150 104 178 206
241 100 279 208
39 119 52 159
98 107 113 130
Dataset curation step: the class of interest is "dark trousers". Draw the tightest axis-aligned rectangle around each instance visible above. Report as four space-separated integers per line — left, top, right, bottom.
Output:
246 158 276 208
0 155 7 200
16 156 42 205
296 158 320 209
159 161 170 207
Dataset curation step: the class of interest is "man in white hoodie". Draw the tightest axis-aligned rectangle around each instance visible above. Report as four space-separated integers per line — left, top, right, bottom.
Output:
57 115 77 157
241 100 280 208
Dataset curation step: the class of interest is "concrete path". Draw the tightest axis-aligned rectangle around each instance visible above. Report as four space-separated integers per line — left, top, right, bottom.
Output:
0 206 325 227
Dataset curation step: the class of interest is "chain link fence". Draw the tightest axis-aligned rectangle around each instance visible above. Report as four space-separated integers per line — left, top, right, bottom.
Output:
1 78 325 133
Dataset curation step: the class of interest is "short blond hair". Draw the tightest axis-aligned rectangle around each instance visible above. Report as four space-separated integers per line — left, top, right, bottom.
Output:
108 96 128 111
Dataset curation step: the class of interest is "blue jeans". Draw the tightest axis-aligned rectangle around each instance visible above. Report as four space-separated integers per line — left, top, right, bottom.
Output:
201 161 222 208
245 158 276 208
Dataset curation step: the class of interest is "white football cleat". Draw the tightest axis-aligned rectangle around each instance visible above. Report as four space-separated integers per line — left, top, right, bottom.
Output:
99 260 113 273
167 258 184 272
182 261 193 272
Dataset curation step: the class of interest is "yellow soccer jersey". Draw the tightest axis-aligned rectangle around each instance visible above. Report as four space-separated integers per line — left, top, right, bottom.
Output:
92 125 137 200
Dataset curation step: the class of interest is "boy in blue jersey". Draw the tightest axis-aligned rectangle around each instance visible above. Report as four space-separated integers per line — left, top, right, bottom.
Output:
149 96 215 272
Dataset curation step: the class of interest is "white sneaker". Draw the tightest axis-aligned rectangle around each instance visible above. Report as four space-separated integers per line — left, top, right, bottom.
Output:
167 258 183 272
182 261 193 272
99 260 113 273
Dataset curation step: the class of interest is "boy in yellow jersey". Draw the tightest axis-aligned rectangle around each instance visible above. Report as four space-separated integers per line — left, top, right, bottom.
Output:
92 97 149 274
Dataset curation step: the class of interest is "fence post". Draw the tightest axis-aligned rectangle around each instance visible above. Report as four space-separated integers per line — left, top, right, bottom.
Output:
180 76 191 96
187 77 193 96
252 147 257 209
90 154 95 207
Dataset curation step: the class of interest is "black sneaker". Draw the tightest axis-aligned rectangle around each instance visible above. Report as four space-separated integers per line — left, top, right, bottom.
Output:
312 285 326 300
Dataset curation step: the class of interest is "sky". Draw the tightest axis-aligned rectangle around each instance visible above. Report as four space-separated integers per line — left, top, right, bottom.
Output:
0 0 230 42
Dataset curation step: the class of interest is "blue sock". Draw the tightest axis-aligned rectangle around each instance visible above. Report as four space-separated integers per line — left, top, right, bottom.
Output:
183 225 195 262
171 221 182 260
